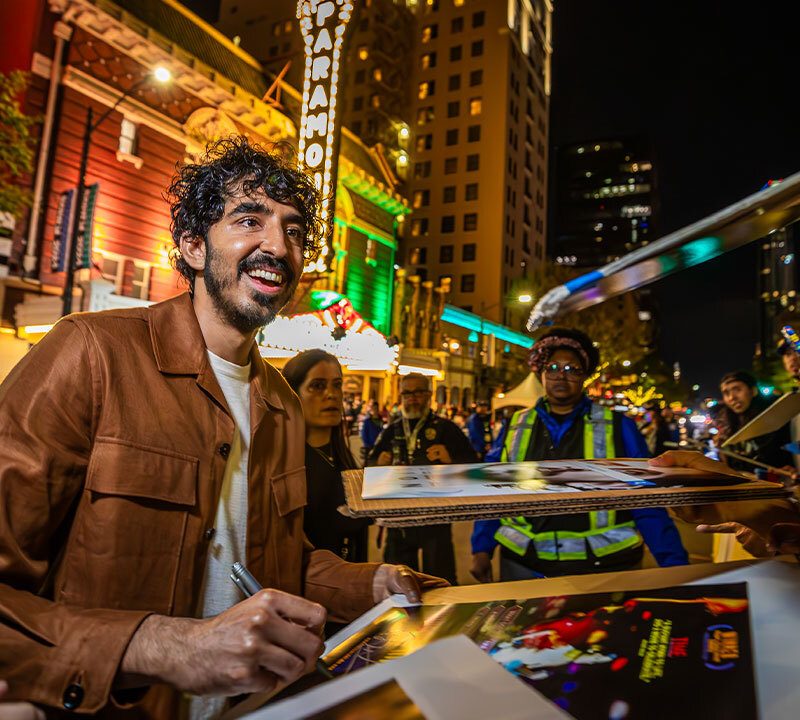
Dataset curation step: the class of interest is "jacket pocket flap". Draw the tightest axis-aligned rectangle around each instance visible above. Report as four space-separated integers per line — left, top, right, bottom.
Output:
270 467 307 517
86 438 198 506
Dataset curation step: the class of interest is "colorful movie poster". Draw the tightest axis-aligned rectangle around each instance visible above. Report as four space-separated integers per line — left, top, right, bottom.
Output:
323 583 756 719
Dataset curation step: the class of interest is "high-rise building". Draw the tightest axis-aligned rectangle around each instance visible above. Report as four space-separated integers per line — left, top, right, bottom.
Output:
404 0 552 330
213 0 415 171
551 137 657 268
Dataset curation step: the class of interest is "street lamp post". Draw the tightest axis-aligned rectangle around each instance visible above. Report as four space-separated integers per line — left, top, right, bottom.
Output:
62 67 171 316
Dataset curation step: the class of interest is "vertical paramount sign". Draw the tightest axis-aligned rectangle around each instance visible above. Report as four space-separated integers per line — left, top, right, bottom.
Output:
297 0 355 273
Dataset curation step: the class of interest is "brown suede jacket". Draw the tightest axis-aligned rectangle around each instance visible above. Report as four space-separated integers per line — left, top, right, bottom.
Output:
0 293 379 717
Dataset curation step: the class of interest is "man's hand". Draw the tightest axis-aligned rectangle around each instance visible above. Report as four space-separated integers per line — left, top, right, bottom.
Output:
470 552 493 583
426 444 452 463
119 590 326 697
649 450 746 478
0 681 45 720
372 564 449 604
375 450 392 466
696 522 771 556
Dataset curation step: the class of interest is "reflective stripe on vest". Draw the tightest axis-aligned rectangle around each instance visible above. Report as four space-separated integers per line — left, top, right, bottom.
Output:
494 404 642 560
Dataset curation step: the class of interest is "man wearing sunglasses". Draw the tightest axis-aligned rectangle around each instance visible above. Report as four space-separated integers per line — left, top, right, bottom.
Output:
471 327 687 582
367 374 477 584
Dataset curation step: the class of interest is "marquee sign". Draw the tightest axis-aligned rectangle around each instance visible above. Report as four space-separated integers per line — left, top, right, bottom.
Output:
296 0 355 273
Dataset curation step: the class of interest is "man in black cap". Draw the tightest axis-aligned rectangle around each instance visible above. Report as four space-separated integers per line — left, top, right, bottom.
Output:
467 400 493 460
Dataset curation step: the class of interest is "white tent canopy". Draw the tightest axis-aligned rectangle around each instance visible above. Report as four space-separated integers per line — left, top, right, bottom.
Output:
492 372 542 411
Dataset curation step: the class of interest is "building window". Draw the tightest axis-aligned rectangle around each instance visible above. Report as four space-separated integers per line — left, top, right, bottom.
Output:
372 67 382 82
444 157 458 174
448 74 461 91
410 246 427 264
422 24 438 43
412 189 430 208
461 273 475 293
471 39 484 57
353 96 364 111
417 106 435 125
441 216 455 233
100 253 150 299
359 16 369 31
472 11 485 27
465 182 478 200
358 45 369 60
351 120 362 135
272 22 281 37
469 97 482 115
416 133 433 151
355 69 366 83
467 124 481 142
411 218 429 236
421 52 437 69
469 69 483 86
463 213 478 231
414 161 431 178
366 238 377 263
451 16 464 32
440 245 454 263
117 118 141 168
447 100 460 118
445 128 459 146
443 185 456 203
462 243 476 261
449 45 462 62
466 153 480 171
418 80 435 99
370 93 380 108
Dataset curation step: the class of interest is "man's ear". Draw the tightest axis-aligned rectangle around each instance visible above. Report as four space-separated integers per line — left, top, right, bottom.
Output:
180 233 206 273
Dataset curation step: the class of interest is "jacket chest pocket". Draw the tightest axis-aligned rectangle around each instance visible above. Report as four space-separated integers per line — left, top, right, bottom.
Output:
267 467 307 593
60 438 198 615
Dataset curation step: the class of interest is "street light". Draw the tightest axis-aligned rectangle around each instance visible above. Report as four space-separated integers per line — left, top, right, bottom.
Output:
518 293 533 303
62 66 172 315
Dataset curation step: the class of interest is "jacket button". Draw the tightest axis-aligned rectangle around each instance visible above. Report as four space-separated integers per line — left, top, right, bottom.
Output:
218 443 231 459
204 527 215 541
63 682 84 710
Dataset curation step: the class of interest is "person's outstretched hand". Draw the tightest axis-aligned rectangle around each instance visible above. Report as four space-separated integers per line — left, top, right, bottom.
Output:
372 564 450 603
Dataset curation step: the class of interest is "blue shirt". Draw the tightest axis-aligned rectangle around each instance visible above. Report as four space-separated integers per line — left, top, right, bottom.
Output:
471 402 688 567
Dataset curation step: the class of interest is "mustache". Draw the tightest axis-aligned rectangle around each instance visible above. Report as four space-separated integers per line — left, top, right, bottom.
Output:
238 253 294 283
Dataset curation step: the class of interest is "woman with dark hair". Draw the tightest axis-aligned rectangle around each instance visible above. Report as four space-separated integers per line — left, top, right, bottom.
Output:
282 349 371 562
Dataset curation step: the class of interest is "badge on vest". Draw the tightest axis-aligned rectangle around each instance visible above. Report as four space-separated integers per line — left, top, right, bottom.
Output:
425 428 437 441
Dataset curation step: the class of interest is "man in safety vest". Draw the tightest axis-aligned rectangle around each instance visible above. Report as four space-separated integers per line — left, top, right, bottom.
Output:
470 327 688 582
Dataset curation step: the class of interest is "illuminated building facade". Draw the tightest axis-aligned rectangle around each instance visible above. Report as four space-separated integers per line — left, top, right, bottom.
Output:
405 0 552 332
0 0 408 393
213 0 415 172
551 137 657 268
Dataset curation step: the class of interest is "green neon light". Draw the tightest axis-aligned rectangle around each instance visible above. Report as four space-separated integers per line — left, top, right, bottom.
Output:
334 216 397 250
441 305 534 349
310 290 345 310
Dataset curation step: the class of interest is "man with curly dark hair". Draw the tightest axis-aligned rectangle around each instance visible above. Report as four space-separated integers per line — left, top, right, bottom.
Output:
0 136 442 719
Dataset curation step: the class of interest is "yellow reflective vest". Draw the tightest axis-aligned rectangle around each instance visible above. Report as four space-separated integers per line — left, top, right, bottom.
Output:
494 405 643 562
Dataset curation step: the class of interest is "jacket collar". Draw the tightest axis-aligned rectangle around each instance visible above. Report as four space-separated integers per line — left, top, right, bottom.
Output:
148 292 286 411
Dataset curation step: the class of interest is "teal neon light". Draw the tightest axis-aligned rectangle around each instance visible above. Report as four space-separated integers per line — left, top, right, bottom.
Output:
310 290 345 310
441 305 534 349
468 330 480 343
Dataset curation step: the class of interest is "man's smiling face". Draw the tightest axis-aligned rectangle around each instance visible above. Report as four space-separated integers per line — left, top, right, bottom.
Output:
200 186 306 333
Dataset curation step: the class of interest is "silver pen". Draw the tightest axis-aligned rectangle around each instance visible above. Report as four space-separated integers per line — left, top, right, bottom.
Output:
230 562 335 679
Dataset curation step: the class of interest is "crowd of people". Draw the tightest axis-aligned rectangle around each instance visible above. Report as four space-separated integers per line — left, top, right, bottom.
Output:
1 138 798 718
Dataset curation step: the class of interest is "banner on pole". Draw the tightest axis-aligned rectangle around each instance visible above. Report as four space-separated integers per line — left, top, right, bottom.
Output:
75 182 99 270
51 188 75 273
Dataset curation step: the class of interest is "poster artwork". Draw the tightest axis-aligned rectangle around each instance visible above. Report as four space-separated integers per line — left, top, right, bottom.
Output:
323 583 756 719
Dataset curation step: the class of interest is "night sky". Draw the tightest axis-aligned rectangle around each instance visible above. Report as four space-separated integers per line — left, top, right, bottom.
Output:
549 1 800 394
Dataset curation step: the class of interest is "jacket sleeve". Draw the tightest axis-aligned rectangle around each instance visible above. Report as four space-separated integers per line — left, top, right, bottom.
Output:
631 508 689 567
620 415 651 458
446 422 479 464
485 421 508 462
466 415 484 454
0 319 151 712
471 519 501 555
302 543 381 623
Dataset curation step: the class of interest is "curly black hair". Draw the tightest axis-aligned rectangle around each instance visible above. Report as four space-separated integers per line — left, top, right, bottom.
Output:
165 136 325 286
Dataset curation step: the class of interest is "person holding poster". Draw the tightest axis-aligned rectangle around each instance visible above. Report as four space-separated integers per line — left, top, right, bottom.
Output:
471 327 687 582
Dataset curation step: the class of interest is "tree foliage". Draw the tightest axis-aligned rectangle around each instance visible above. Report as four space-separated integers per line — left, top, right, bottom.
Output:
0 71 39 218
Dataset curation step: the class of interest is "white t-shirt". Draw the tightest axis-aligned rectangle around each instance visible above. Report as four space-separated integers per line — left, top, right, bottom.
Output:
189 350 251 720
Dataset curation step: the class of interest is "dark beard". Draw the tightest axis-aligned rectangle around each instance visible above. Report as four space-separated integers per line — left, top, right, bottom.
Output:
203 241 297 333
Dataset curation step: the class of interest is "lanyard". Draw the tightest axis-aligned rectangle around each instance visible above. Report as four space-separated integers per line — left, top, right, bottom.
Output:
401 410 429 455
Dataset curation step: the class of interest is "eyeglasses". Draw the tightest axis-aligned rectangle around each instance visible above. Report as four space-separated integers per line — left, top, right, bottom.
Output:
400 389 431 399
543 362 585 379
